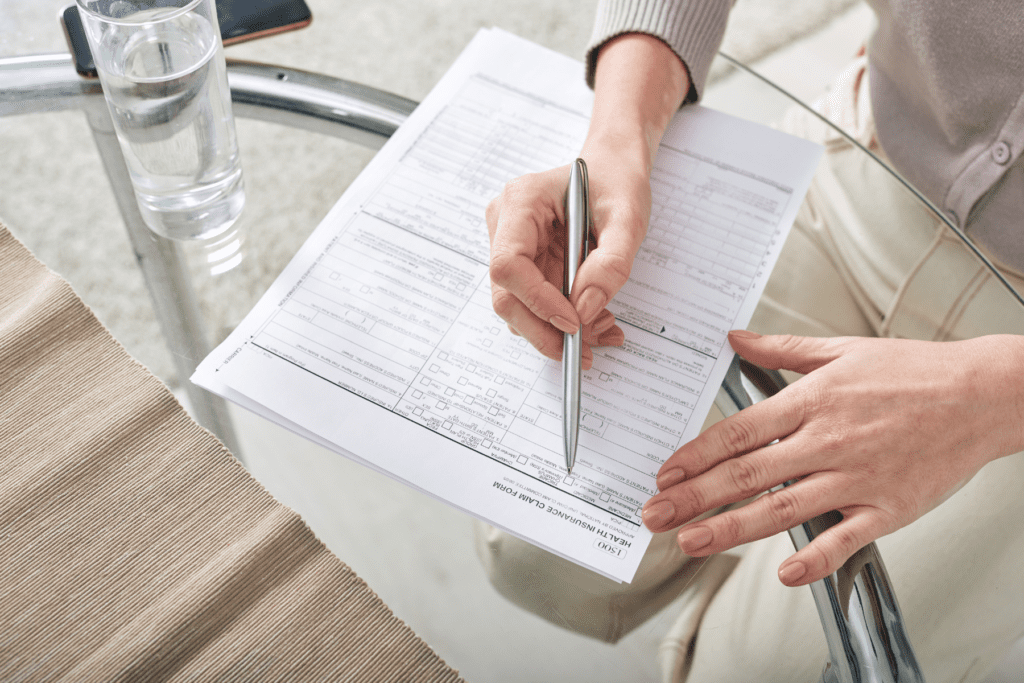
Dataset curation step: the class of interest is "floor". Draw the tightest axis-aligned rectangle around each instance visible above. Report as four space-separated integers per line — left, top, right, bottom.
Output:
199 6 1022 683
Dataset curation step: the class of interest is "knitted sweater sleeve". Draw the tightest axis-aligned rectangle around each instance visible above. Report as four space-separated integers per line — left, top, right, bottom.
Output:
586 0 734 103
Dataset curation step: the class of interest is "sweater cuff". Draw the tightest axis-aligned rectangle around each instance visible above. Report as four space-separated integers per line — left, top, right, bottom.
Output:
586 0 733 103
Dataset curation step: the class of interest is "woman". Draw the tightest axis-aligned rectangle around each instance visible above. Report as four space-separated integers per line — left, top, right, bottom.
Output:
480 1 1024 680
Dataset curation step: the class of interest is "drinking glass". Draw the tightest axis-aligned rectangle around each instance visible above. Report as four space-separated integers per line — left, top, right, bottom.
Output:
77 0 245 243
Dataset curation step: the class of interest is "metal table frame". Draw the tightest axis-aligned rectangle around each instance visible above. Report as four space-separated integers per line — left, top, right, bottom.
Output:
1 52 924 682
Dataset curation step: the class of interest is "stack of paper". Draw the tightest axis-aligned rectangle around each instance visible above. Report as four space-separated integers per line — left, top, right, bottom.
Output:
193 28 821 583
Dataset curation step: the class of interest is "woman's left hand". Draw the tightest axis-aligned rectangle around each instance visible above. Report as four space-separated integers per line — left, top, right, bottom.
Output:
641 330 1024 586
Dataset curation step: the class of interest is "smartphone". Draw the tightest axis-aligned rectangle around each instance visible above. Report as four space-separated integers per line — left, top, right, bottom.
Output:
217 0 312 45
60 0 313 79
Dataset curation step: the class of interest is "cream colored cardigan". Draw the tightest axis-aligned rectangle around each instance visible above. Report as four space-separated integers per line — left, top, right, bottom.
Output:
586 0 1024 274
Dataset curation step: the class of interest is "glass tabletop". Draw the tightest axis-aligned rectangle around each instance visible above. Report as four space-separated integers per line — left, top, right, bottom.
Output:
3 3 1024 681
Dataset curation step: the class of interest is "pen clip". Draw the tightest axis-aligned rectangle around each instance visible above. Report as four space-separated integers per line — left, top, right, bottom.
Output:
578 159 591 262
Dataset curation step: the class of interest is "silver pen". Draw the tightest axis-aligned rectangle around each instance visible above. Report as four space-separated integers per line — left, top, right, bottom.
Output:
562 158 591 474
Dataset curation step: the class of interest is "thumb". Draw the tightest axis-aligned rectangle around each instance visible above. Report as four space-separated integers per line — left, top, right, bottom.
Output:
727 331 846 375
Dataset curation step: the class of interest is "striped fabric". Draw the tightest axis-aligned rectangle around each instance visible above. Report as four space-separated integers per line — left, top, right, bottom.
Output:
0 224 463 683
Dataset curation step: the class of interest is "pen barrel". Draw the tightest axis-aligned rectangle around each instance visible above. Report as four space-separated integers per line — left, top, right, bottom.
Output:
562 330 582 467
562 158 590 472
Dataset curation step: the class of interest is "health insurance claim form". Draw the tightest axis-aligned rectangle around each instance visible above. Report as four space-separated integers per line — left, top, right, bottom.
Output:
193 28 821 583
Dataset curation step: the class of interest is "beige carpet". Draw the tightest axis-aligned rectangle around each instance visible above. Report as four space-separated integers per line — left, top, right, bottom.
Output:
0 0 862 385
0 222 463 681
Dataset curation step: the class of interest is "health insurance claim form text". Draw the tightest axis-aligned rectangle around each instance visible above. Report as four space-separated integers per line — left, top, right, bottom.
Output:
193 29 821 583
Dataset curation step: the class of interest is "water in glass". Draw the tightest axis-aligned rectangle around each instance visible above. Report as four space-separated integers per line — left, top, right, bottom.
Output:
98 9 244 241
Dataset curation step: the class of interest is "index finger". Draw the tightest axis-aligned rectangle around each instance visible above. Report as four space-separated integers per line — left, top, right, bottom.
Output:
569 204 649 325
656 390 806 490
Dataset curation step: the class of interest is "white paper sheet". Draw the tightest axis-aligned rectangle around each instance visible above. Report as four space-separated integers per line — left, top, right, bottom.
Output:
193 28 822 582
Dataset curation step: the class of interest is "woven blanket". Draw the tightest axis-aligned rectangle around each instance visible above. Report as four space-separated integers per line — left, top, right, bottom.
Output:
0 224 462 682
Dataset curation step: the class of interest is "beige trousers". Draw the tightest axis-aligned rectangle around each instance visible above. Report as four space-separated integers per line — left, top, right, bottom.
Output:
476 58 1024 682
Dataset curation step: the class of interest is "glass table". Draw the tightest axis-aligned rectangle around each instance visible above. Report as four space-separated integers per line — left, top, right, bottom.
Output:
3 3 1023 681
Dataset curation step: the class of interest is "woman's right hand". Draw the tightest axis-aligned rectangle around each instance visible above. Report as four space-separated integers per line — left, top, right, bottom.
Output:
485 143 653 368
485 33 690 366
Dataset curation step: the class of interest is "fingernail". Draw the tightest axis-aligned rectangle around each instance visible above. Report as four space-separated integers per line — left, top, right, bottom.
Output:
576 288 607 326
596 327 625 347
677 525 713 552
778 561 807 584
641 500 675 529
729 330 761 340
592 311 616 335
656 468 686 490
550 315 578 334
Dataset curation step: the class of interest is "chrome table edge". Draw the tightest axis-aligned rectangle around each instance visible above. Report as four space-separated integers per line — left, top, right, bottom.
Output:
0 54 417 147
